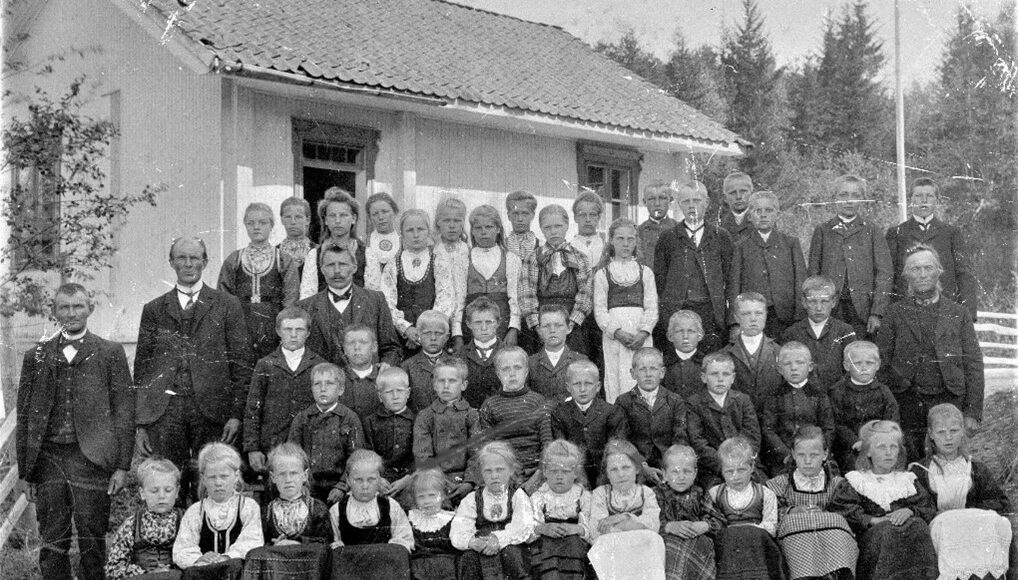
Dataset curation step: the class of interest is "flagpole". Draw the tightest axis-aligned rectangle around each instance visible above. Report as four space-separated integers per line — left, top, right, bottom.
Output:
894 0 907 222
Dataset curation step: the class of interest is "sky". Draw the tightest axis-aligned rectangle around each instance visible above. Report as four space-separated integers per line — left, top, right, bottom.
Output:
453 0 1007 85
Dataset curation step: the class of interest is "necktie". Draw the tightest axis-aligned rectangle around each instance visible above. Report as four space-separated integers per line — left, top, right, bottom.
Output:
61 335 82 362
330 288 352 303
180 290 197 310
477 347 492 361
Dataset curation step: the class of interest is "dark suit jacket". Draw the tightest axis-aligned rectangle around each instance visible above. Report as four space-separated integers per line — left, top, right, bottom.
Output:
17 332 135 480
686 389 761 474
243 347 326 453
401 351 440 412
722 335 783 407
551 398 629 484
527 347 588 402
875 297 984 419
614 388 688 468
729 230 807 324
654 224 733 332
297 285 401 368
463 339 503 409
662 349 705 400
135 285 253 425
808 217 893 320
761 381 836 464
781 317 857 390
718 209 752 242
886 218 977 316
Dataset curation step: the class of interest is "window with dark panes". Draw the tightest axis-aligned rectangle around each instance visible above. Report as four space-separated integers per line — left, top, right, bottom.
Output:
11 162 61 269
576 142 642 225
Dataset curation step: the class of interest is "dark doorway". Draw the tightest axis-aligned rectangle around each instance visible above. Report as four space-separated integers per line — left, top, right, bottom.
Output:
303 167 357 243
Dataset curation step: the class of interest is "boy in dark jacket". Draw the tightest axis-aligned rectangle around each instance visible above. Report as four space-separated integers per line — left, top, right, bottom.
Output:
528 304 588 402
781 276 857 391
662 310 708 399
829 340 899 469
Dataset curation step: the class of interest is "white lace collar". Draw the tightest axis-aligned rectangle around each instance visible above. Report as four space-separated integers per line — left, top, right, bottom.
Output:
845 470 917 511
408 509 454 532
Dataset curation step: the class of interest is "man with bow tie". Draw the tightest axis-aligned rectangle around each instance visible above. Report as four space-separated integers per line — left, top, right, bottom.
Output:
876 245 983 460
885 177 977 318
17 283 134 580
653 181 733 353
297 242 402 368
134 236 254 502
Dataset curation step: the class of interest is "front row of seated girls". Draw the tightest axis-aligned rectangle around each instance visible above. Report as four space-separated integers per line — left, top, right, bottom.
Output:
108 413 1012 580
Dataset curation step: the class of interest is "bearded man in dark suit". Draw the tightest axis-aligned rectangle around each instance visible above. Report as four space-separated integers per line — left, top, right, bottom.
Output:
297 242 402 367
876 245 983 460
134 236 254 501
17 283 135 580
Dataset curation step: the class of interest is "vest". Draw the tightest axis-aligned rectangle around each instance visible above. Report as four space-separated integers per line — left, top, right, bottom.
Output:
913 302 945 394
173 301 197 394
45 357 78 443
396 251 436 327
716 483 763 525
198 498 245 554
537 248 578 311
338 496 392 545
133 509 182 571
682 245 710 302
606 266 645 310
475 486 517 536
465 250 510 337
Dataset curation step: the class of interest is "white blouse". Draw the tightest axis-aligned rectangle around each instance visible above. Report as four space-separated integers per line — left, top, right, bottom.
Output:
708 483 778 536
365 230 401 291
845 470 919 512
380 249 456 335
927 456 973 512
588 484 660 540
450 488 535 549
530 483 593 541
408 509 456 533
592 259 658 336
571 233 606 269
434 240 470 336
173 494 264 568
328 496 414 550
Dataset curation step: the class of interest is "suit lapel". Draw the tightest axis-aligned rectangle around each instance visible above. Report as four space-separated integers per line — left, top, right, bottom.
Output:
70 332 98 365
901 302 926 344
728 340 752 370
190 286 215 328
162 290 182 325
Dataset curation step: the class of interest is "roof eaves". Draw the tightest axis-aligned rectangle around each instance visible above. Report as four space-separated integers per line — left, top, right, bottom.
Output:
110 0 216 74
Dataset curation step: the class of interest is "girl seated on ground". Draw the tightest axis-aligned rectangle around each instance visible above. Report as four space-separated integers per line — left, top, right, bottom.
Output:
407 469 461 580
529 439 592 580
828 420 937 580
655 445 723 580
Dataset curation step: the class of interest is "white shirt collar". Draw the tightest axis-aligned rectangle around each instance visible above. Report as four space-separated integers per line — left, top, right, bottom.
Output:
317 402 338 414
62 329 87 341
352 366 374 379
282 347 305 370
675 349 696 361
758 230 772 242
330 283 353 297
913 214 934 226
647 215 667 225
732 209 749 224
789 379 808 389
741 333 764 354
176 280 204 295
576 400 593 413
474 337 497 350
639 387 658 407
708 390 727 407
850 377 874 386
545 347 564 367
838 214 857 224
808 318 827 338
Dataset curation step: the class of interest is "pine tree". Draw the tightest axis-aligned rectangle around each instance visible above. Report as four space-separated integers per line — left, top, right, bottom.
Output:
719 0 788 184
594 30 668 88
664 34 728 126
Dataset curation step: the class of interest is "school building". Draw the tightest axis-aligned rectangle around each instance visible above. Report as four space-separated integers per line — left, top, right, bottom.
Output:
4 0 743 349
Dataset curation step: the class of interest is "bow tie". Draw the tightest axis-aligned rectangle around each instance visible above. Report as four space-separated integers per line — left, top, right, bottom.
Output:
915 295 938 307
330 288 353 303
60 335 84 348
685 223 703 235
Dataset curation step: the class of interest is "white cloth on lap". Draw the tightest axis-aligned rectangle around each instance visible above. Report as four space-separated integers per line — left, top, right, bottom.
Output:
588 529 665 580
930 508 1011 580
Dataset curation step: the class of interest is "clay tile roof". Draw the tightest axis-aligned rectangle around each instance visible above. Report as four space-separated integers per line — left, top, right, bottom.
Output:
147 0 743 148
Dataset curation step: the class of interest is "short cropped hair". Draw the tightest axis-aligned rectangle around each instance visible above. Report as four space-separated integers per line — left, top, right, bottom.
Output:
538 204 569 226
734 292 767 312
54 283 92 305
136 458 181 487
631 347 664 367
276 306 311 328
506 190 538 213
667 310 704 336
643 180 677 201
267 442 310 473
168 236 209 262
493 345 528 368
433 355 468 381
792 425 827 451
343 323 377 344
677 180 709 200
702 351 735 371
376 366 410 390
318 242 357 266
834 174 867 196
722 171 753 192
909 177 939 195
538 303 570 325
565 359 599 383
801 276 837 298
572 191 604 215
718 436 756 466
416 310 450 333
843 340 880 364
311 362 343 382
748 190 779 209
777 341 812 363
465 296 502 323
662 444 698 469
280 196 312 218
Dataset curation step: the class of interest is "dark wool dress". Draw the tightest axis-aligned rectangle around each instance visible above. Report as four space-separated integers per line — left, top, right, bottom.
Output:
409 511 460 580
530 494 589 580
655 484 723 580
218 247 297 360
242 495 332 579
712 483 787 580
332 496 411 580
827 471 937 580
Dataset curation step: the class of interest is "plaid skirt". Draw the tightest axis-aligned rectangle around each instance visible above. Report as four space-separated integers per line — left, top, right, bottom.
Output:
715 525 787 580
777 511 858 579
663 534 716 580
333 543 412 580
857 517 937 580
241 543 331 579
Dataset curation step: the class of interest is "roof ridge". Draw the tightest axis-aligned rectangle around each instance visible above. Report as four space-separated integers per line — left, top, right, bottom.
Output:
430 0 566 33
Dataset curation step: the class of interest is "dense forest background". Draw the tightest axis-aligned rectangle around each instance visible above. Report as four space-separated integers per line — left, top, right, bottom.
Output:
595 0 1015 311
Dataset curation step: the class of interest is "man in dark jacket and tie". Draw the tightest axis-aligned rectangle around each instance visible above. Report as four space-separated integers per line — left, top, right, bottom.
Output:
297 242 402 367
134 236 254 501
17 283 135 580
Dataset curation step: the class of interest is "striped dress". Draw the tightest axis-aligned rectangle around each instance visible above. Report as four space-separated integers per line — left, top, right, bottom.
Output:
766 470 858 580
